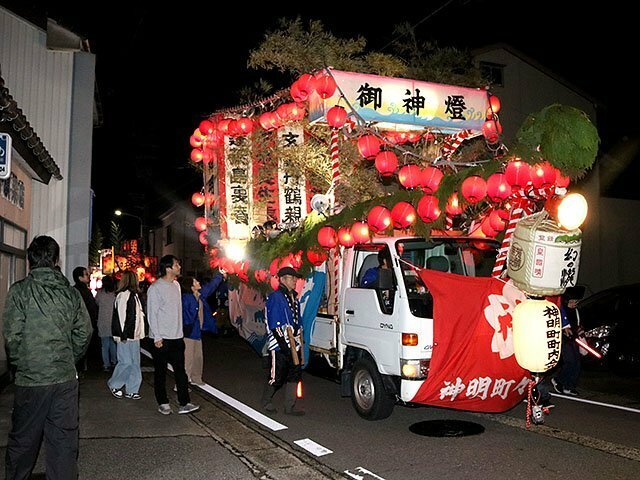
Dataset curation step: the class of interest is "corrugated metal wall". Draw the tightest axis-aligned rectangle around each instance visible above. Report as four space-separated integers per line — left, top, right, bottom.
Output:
1 7 75 272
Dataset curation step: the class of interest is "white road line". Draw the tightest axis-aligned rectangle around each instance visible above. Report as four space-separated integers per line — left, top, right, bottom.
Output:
140 348 288 431
344 467 387 479
550 393 640 414
293 438 333 456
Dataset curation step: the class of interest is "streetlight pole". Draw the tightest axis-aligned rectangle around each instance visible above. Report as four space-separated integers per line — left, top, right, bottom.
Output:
114 209 144 253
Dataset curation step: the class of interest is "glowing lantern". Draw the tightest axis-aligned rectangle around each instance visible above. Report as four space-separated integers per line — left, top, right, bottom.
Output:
406 132 421 143
291 251 303 269
326 106 347 128
270 276 280 291
556 172 570 188
486 173 512 202
351 222 370 244
190 149 203 163
557 193 588 230
489 209 508 232
482 120 500 144
505 161 532 188
489 95 501 113
480 217 498 238
190 135 203 148
194 217 208 232
259 112 275 130
417 195 441 223
276 104 291 123
357 135 382 159
269 258 280 276
337 226 355 247
375 151 398 177
420 166 443 193
531 162 556 189
461 175 487 203
226 119 240 136
191 192 205 207
512 299 562 372
290 81 305 102
204 193 216 207
445 192 463 216
306 248 327 266
289 103 306 121
199 231 209 245
199 119 215 135
254 270 268 283
217 118 232 135
398 165 422 189
296 73 317 99
391 202 416 229
314 73 337 99
237 117 254 135
317 226 338 250
367 206 392 233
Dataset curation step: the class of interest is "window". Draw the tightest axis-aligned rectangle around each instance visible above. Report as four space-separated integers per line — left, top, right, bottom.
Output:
480 61 505 87
165 224 173 246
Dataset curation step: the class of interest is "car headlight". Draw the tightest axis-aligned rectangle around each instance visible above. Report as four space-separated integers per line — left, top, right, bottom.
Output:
585 325 612 339
401 359 430 380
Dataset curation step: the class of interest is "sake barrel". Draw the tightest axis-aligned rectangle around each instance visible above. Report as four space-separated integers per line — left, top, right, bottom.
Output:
507 212 581 296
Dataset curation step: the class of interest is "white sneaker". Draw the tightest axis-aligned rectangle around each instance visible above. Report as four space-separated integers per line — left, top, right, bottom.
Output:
178 403 200 414
158 403 172 415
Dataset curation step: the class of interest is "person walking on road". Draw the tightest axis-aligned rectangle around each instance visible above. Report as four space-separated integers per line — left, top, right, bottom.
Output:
262 266 305 416
179 270 226 386
3 235 92 480
147 255 199 415
108 271 146 400
73 265 98 372
95 275 117 372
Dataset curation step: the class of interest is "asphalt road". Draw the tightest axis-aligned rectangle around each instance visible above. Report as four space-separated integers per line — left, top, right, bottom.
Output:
200 332 640 480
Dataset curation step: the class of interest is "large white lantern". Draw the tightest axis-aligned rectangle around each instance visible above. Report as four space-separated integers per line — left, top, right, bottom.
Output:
512 299 562 372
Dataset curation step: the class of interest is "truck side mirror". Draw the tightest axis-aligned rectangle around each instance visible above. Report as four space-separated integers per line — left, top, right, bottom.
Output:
376 268 394 290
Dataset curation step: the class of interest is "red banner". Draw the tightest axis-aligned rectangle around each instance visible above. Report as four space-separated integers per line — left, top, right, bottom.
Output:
412 270 530 412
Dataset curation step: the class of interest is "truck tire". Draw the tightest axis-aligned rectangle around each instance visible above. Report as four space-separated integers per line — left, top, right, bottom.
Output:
351 357 395 420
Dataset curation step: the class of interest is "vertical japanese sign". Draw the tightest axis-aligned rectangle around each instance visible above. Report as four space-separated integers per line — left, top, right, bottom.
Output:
309 69 489 132
0 132 12 180
224 136 253 240
277 125 307 226
544 302 562 371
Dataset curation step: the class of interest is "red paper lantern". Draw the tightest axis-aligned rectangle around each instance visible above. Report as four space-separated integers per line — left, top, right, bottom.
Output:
489 95 501 113
326 106 347 128
317 226 338 249
417 195 441 223
270 276 280 291
236 117 254 135
445 192 463 216
289 103 306 121
489 209 508 232
314 73 337 99
291 251 303 269
505 160 532 188
556 172 570 188
190 149 204 163
357 135 382 159
227 119 241 136
531 162 557 189
367 206 392 233
254 270 269 283
191 192 205 207
461 175 487 204
199 119 215 135
269 258 280 276
276 104 291 123
190 134 203 148
391 202 416 229
199 231 209 245
420 166 443 193
337 226 355 247
481 217 498 238
194 217 208 232
217 118 232 135
486 173 512 202
296 74 317 99
290 81 305 103
374 151 398 177
351 222 370 244
306 248 327 266
482 120 500 144
204 193 216 207
398 164 422 189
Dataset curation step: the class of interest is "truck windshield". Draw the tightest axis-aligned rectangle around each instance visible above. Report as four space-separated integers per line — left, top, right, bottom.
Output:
394 238 498 318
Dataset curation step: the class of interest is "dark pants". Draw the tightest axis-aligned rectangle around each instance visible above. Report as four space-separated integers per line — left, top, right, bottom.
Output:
556 337 581 389
6 379 79 480
268 349 302 389
151 338 190 406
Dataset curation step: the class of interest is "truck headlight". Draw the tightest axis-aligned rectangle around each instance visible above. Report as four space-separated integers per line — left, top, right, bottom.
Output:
401 359 430 380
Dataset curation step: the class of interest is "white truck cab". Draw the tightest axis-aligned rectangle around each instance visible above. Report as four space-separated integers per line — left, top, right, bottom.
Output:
309 235 498 420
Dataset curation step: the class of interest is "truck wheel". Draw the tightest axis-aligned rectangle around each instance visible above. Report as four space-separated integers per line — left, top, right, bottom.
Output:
351 357 395 420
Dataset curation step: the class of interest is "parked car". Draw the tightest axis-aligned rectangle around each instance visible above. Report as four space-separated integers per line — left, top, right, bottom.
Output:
576 283 640 373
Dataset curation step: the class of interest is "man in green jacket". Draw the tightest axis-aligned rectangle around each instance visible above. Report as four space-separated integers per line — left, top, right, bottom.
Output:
3 236 92 480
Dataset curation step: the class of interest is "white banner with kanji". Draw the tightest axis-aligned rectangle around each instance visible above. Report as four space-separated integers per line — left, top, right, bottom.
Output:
224 136 253 240
277 125 307 226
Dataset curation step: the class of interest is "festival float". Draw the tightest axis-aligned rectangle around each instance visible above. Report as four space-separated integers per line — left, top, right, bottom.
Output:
186 67 599 423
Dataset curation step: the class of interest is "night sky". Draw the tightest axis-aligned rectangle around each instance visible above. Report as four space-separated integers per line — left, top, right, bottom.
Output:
2 1 637 238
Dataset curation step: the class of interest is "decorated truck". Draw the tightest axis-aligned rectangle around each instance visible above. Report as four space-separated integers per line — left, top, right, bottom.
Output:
309 234 512 419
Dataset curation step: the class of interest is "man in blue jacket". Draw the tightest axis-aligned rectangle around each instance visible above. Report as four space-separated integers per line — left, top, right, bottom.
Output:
262 266 304 415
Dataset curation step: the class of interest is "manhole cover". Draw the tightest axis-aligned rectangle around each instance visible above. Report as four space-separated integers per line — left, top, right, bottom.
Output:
409 420 485 437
